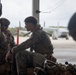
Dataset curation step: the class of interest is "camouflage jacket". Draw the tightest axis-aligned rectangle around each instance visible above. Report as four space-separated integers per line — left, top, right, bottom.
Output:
0 30 15 51
5 30 15 48
14 25 53 55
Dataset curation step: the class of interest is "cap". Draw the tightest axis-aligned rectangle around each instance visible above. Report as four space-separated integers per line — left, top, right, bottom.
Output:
0 18 10 26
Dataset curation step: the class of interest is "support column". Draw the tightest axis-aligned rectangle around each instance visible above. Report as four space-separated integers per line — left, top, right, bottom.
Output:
32 0 40 24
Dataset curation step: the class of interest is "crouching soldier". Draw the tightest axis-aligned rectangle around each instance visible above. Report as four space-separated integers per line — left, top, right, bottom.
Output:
0 18 15 74
6 16 56 75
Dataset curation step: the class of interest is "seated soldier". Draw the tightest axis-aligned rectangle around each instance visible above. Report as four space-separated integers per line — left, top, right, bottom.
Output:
6 16 56 75
0 18 15 74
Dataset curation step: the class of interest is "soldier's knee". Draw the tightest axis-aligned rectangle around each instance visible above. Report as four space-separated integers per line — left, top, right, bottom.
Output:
15 50 28 61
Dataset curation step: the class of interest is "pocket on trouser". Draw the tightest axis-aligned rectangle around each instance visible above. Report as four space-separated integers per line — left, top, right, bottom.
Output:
33 53 45 67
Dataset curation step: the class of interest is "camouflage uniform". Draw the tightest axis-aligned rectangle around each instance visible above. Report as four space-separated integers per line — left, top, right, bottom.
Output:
5 30 15 48
14 25 54 75
0 30 15 64
5 30 16 75
0 31 15 75
0 32 7 64
0 18 15 63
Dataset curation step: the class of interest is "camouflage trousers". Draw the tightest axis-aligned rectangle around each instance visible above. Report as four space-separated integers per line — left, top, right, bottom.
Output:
15 50 45 75
15 50 34 75
0 49 7 64
0 49 11 75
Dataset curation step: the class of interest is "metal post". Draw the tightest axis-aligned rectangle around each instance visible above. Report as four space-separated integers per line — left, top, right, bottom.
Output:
16 28 19 45
32 0 40 24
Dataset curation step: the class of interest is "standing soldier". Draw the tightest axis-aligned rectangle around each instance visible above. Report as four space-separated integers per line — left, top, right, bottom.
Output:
0 18 15 74
6 16 56 75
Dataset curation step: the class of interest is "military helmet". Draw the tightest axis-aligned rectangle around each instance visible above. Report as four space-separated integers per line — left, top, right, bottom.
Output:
0 18 10 26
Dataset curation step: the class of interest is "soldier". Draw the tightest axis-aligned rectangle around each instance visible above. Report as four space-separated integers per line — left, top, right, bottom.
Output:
0 18 15 47
6 16 56 75
0 18 15 74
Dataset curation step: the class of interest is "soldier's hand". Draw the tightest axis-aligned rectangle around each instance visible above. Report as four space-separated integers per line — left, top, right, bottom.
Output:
5 51 11 62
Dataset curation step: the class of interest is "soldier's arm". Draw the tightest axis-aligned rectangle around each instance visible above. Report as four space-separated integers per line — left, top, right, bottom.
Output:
13 34 39 54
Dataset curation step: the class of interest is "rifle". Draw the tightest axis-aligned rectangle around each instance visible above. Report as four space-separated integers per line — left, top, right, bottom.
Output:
0 0 2 37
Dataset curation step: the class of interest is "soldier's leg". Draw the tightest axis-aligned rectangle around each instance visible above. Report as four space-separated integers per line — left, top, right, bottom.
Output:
11 54 17 75
15 50 31 75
